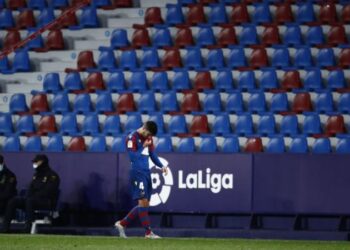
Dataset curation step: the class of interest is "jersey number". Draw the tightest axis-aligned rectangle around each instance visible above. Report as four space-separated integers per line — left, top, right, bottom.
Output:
139 182 144 190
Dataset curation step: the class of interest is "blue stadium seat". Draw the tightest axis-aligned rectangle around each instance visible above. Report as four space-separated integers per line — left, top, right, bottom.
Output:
111 29 130 48
0 9 14 29
235 114 253 135
16 115 35 135
23 136 42 152
124 114 142 133
207 49 225 69
172 70 191 90
199 136 217 152
0 113 13 135
257 114 276 135
327 70 346 89
51 0 68 8
3 136 20 152
37 8 54 27
209 4 227 24
226 92 244 113
296 2 315 23
60 113 78 135
155 136 172 152
265 136 285 153
106 72 126 91
289 136 308 153
238 71 255 90
93 0 111 7
89 136 107 152
239 25 258 45
270 93 288 112
272 47 290 68
304 69 322 90
302 114 322 135
46 134 64 152
283 25 302 46
138 92 156 112
103 115 121 135
338 93 350 113
221 136 239 153
64 72 83 91
253 3 272 24
294 47 313 68
26 30 44 49
336 137 350 153
98 49 117 70
280 115 298 135
260 69 278 89
166 4 184 25
176 137 195 152
129 71 148 91
184 47 203 69
141 48 160 69
212 114 231 135
215 70 234 90
228 47 247 68
151 72 169 91
203 91 221 113
305 26 324 45
153 27 172 47
73 94 92 113
168 115 187 134
82 113 99 135
160 92 178 112
9 94 29 113
43 73 62 93
148 113 165 135
95 92 114 113
196 26 216 47
13 50 30 72
314 91 334 112
120 50 138 69
80 6 99 28
0 56 10 73
248 92 266 112
28 0 46 9
52 92 70 113
317 48 336 67
111 136 126 152
312 138 331 153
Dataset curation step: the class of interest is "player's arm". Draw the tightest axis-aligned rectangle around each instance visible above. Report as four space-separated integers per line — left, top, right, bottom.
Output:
148 138 168 175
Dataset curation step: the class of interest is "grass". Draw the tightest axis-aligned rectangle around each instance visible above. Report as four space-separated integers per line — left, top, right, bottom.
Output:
0 234 349 250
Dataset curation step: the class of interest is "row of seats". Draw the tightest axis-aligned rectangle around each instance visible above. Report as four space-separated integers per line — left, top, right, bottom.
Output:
1 112 348 136
109 25 350 49
74 47 350 72
1 134 350 153
41 70 350 93
9 90 350 115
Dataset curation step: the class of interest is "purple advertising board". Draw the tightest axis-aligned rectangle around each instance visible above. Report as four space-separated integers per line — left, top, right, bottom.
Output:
118 153 253 213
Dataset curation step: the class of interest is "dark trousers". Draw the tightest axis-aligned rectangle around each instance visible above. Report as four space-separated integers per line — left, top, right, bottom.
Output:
0 199 9 216
2 196 52 233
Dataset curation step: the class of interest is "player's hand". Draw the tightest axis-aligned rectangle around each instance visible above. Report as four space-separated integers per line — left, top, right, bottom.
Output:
162 166 168 176
143 138 152 147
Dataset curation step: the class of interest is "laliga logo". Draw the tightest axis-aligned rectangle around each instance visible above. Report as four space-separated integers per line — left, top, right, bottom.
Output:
149 157 173 207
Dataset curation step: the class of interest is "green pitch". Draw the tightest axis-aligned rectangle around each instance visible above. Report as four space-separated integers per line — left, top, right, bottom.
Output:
0 234 349 250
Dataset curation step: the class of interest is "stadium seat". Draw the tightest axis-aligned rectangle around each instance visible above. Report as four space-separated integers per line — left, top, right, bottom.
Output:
292 93 313 113
314 92 334 113
59 9 78 28
16 115 35 134
209 4 227 24
212 114 231 135
215 70 234 91
249 48 268 69
221 136 239 153
196 26 216 47
116 93 136 113
275 2 293 24
270 93 288 113
181 92 201 113
317 48 336 68
319 2 337 24
160 92 178 112
23 136 42 152
186 4 206 25
52 92 70 114
137 92 156 113
206 48 224 69
190 115 210 135
238 71 255 90
176 137 195 152
0 10 15 29
281 71 302 90
235 114 253 135
194 71 213 90
166 4 184 25
30 93 49 114
289 136 308 153
46 134 64 152
272 47 290 68
261 25 280 45
302 114 322 135
325 115 346 136
82 114 99 135
199 136 217 152
260 69 279 89
79 6 99 28
38 115 57 135
203 91 221 113
89 136 107 152
265 137 285 153
60 113 79 135
283 25 302 46
336 137 350 153
95 92 114 113
131 28 151 48
228 47 247 68
12 50 31 72
338 93 350 113
175 27 194 47
184 47 203 69
124 114 142 133
10 93 29 114
26 30 44 50
257 114 276 135
110 136 126 152
129 71 148 91
113 0 132 7
77 50 96 71
37 8 54 27
0 57 10 73
306 26 324 45
43 73 62 93
155 136 173 152
152 27 172 47
3 136 21 152
312 138 331 154
168 115 187 134
145 7 163 26
103 115 121 135
86 72 105 92
98 49 117 71
151 72 169 91
296 2 315 23
230 3 250 24
0 113 13 135
67 137 86 152
248 92 266 113
217 26 237 47
328 25 347 45
107 72 126 92
339 48 350 69
162 48 182 69
120 50 138 69
16 10 36 29
294 47 313 68
64 72 83 91
45 29 64 50
253 3 271 24
226 92 244 113
111 29 130 48
280 115 298 135
303 69 322 90
342 4 350 23
244 137 263 153
239 25 259 45
148 113 165 135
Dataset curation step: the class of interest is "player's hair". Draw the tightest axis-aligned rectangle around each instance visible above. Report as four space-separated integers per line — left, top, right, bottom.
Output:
144 121 158 136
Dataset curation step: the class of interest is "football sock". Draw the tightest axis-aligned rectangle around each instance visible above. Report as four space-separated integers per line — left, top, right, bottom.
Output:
138 206 152 235
120 206 139 227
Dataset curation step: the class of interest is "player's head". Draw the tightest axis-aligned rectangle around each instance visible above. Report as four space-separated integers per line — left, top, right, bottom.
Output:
142 121 158 137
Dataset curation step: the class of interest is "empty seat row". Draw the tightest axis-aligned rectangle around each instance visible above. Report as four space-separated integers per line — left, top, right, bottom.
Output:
1 134 350 153
1 112 348 137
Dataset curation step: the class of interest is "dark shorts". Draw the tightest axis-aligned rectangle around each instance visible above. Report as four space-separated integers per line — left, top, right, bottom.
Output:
130 169 152 201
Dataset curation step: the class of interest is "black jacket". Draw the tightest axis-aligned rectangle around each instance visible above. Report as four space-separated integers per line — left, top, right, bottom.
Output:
27 162 60 204
0 165 17 201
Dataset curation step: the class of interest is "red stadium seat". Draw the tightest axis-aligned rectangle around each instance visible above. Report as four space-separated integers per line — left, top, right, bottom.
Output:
46 30 65 50
59 10 78 28
341 4 350 23
30 94 49 114
67 137 86 152
116 93 136 113
275 2 293 24
338 48 350 68
145 7 163 26
86 72 105 92
181 91 201 113
186 4 206 25
175 27 194 48
131 28 151 48
194 71 214 90
113 0 132 7
8 0 26 9
281 71 303 90
16 10 36 29
292 92 313 113
261 25 280 45
190 115 210 135
249 48 269 69
38 115 57 135
199 0 218 4
230 3 250 24
3 30 21 51
319 3 337 24
77 50 96 71
244 137 263 153
325 115 346 136
217 26 237 47
328 25 348 45
162 48 182 69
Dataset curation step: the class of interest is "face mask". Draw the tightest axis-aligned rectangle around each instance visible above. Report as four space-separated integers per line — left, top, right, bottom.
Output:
33 163 39 169
0 164 3 172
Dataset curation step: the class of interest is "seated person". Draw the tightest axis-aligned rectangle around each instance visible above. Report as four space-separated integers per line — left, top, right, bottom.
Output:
0 155 17 219
1 154 60 233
